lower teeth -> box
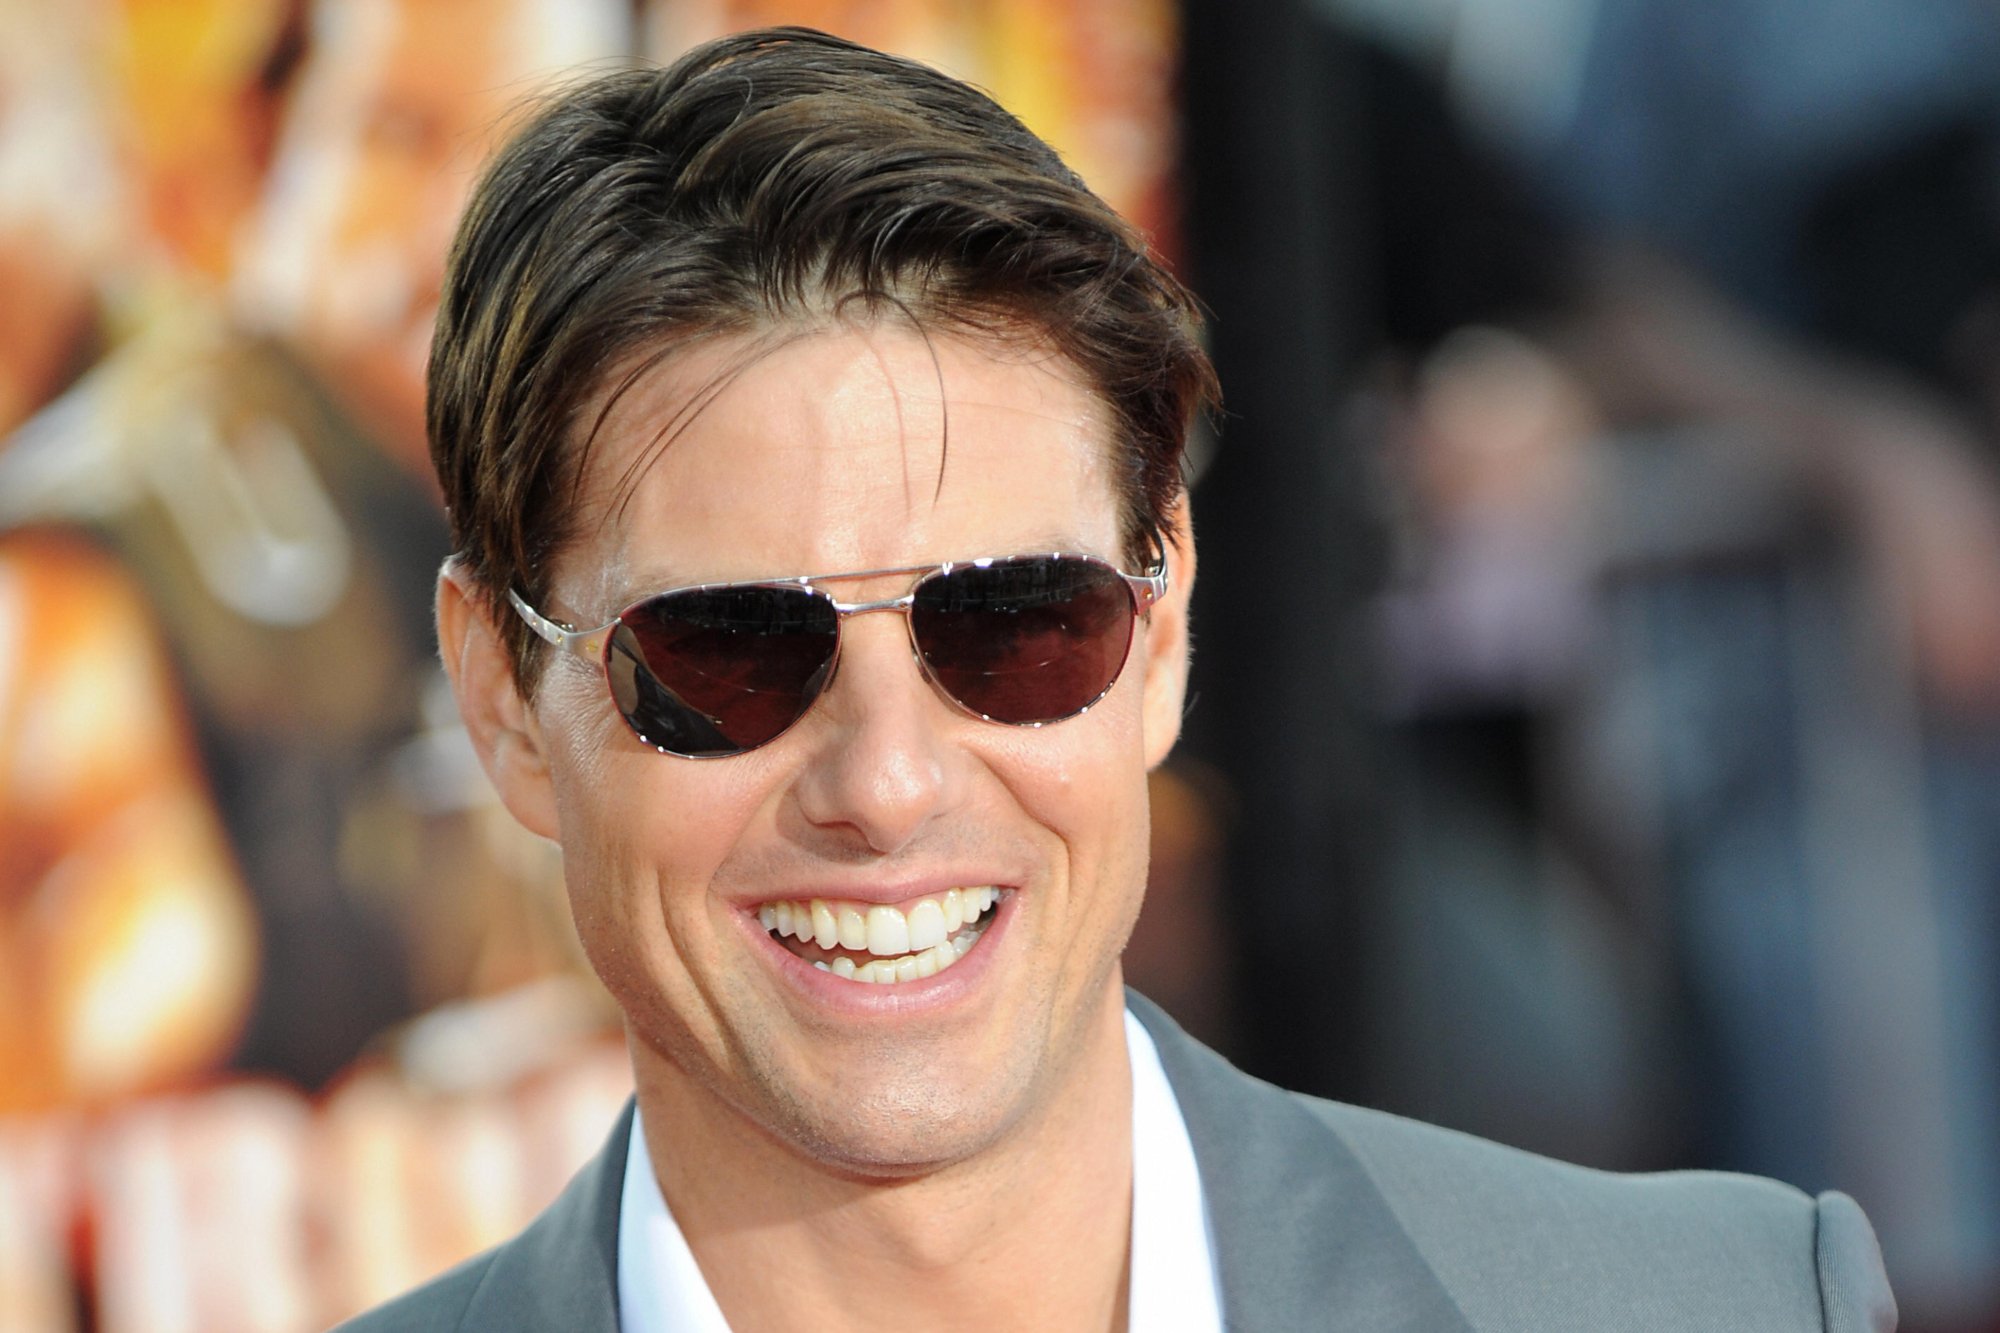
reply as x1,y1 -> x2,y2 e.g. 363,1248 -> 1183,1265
810,924 -> 985,984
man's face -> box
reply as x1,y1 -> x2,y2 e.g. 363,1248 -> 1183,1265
466,322 -> 1191,1173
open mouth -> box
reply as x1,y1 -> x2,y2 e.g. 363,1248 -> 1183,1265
757,887 -> 1004,984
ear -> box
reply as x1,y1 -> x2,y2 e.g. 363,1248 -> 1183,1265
436,559 -> 561,840
1140,494 -> 1195,771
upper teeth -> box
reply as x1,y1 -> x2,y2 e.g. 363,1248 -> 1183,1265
758,887 -> 1000,956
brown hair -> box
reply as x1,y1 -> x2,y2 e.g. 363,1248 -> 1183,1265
428,25 -> 1217,691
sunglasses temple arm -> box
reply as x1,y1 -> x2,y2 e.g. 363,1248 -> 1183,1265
507,588 -> 610,663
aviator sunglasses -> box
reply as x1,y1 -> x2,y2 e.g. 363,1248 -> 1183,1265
509,552 -> 1167,758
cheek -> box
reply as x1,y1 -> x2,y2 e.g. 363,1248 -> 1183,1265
996,692 -> 1155,886
540,711 -> 777,961
547,758 -> 751,1048
548,748 -> 737,912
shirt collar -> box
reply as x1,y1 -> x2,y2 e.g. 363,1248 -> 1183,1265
615,1005 -> 1224,1332
616,1103 -> 732,1333
1124,1005 -> 1228,1332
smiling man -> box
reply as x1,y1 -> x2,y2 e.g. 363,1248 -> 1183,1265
340,27 -> 1897,1333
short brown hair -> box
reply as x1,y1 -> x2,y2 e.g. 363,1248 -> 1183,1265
428,25 -> 1217,691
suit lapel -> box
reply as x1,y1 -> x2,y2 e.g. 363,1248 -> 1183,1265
1131,994 -> 1472,1332
457,1101 -> 632,1332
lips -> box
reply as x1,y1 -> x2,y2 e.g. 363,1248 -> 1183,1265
756,887 -> 1004,984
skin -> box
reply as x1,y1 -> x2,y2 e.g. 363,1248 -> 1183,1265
440,321 -> 1194,1331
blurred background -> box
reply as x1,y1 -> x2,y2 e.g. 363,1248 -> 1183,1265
2,0 -> 1998,1329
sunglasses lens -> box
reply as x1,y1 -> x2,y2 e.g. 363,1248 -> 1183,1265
912,556 -> 1137,724
607,586 -> 838,756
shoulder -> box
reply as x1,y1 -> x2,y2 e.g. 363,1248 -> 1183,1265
1126,991 -> 1896,1331
328,1250 -> 499,1333
1309,1089 -> 1804,1229
1298,1093 -> 1896,1331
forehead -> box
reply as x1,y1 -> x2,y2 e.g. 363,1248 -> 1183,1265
559,324 -> 1126,603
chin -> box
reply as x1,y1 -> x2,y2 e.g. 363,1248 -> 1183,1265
754,1028 -> 1043,1174
768,1079 -> 1024,1179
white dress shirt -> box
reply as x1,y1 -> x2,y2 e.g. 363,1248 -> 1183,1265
617,1007 -> 1225,1331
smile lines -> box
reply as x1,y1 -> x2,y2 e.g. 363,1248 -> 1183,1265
757,887 -> 1003,984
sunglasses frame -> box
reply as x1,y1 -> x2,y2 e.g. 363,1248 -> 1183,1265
507,552 -> 1169,756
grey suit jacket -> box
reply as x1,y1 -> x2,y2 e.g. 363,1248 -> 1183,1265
336,994 -> 1896,1331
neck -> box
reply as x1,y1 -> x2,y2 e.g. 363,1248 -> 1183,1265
631,985 -> 1136,1333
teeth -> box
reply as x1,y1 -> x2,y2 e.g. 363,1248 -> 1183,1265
759,889 -> 999,957
837,906 -> 868,951
842,937 -> 971,985
906,899 -> 946,951
866,905 -> 910,956
757,890 -> 1001,984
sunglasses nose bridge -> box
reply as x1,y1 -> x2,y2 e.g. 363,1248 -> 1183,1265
827,593 -> 925,677
808,594 -> 968,739
827,592 -> 917,616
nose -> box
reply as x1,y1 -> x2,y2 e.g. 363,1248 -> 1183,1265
789,609 -> 964,855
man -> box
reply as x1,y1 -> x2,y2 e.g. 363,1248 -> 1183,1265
344,27 -> 1897,1331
